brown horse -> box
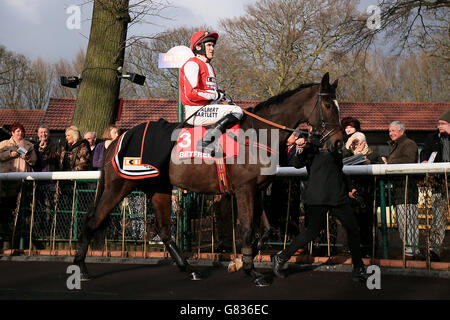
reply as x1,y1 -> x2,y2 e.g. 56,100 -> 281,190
73,72 -> 343,286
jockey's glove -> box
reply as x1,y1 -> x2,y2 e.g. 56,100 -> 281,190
215,89 -> 226,101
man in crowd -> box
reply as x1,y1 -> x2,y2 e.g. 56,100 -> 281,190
34,125 -> 58,172
84,131 -> 96,151
418,109 -> 450,261
382,121 -> 419,258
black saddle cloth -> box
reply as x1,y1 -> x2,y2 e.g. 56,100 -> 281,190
113,118 -> 179,180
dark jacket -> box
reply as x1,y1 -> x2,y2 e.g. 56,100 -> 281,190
92,141 -> 106,170
42,139 -> 92,171
386,134 -> 418,164
419,130 -> 449,163
386,134 -> 418,205
33,139 -> 59,172
290,144 -> 350,206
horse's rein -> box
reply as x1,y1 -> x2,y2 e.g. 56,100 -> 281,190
242,109 -> 297,133
241,88 -> 339,142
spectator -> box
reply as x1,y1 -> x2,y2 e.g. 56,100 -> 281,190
0,122 -> 37,246
417,109 -> 450,261
345,132 -> 383,165
84,131 -> 97,151
382,121 -> 418,164
344,131 -> 383,257
341,117 -> 362,158
0,122 -> 37,173
33,125 -> 59,222
40,125 -> 92,171
285,131 -> 299,164
383,120 -> 419,258
92,125 -> 119,170
420,109 -> 450,163
33,125 -> 59,172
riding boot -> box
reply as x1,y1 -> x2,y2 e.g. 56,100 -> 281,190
165,240 -> 202,280
271,250 -> 290,279
197,113 -> 240,157
352,264 -> 369,282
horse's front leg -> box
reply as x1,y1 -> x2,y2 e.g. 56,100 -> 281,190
150,191 -> 201,281
235,183 -> 270,287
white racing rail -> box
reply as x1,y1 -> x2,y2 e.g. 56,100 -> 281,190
0,171 -> 101,180
0,163 -> 449,180
276,163 -> 450,177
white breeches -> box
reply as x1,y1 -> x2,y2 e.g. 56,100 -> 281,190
184,104 -> 244,126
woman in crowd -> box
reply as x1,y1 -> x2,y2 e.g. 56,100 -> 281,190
40,125 -> 91,171
341,117 -> 362,158
0,122 -> 38,244
0,122 -> 37,173
345,132 -> 383,165
344,131 -> 383,257
92,125 -> 119,170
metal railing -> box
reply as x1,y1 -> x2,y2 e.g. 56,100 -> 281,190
276,163 -> 450,267
0,164 -> 449,268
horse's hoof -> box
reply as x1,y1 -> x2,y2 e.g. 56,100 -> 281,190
189,271 -> 202,281
254,276 -> 271,287
80,273 -> 91,281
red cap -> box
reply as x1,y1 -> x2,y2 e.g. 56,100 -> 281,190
190,30 -> 219,51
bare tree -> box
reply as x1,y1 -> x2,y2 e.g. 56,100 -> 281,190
324,49 -> 448,102
346,0 -> 449,60
24,58 -> 55,109
219,0 -> 361,100
0,46 -> 29,108
71,0 -> 170,136
52,48 -> 86,99
124,26 -> 199,99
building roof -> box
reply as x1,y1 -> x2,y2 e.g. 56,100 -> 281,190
42,98 -> 77,131
1,99 -> 448,136
115,99 -> 178,128
0,109 -> 46,136
341,102 -> 449,131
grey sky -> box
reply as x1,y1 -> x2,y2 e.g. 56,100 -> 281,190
0,0 -> 376,63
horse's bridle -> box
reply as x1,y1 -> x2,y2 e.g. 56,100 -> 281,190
303,86 -> 342,146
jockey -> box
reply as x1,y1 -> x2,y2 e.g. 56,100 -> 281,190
180,30 -> 243,156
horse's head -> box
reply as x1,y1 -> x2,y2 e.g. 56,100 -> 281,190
304,72 -> 343,153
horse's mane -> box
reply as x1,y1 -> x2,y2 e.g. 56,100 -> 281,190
252,82 -> 318,112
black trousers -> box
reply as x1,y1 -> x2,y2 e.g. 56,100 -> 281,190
282,204 -> 364,268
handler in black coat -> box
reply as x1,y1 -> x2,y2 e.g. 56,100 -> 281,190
272,134 -> 368,282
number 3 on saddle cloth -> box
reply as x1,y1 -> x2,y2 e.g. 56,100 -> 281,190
175,124 -> 241,193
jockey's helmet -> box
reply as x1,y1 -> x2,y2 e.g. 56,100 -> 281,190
191,30 -> 218,56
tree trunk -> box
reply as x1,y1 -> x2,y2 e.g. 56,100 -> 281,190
72,0 -> 130,136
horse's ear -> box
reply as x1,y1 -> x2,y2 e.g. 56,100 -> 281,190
332,79 -> 338,88
321,72 -> 330,89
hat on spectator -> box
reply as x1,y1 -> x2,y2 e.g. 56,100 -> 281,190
439,109 -> 450,123
341,117 -> 361,131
